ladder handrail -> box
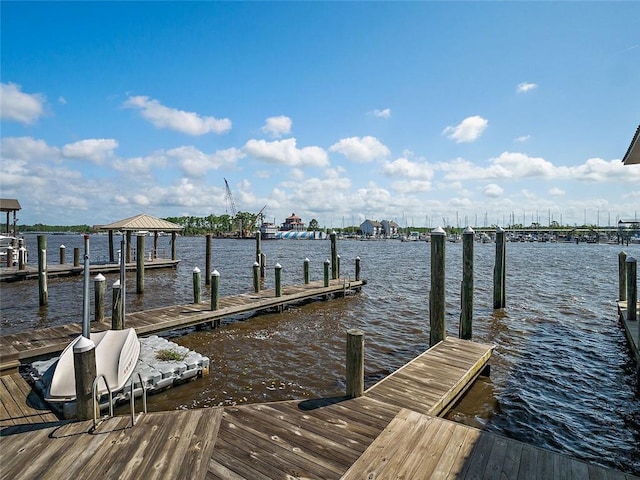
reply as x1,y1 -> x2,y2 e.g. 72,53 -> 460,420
129,371 -> 148,426
92,374 -> 114,429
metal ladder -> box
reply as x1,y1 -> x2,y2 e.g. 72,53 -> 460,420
92,372 -> 148,429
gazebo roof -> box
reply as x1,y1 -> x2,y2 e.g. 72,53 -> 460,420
98,214 -> 183,232
622,124 -> 640,165
0,199 -> 21,213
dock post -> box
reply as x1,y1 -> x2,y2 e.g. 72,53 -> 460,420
255,231 -> 261,262
493,227 -> 506,309
59,244 -> 66,265
111,280 -> 123,330
171,231 -> 177,261
205,234 -> 212,286
430,227 -> 446,346
126,231 -> 132,263
94,274 -> 106,322
136,233 -> 145,294
108,230 -> 115,263
337,255 -> 341,279
275,263 -> 283,297
18,247 -> 26,270
73,336 -> 96,421
355,256 -> 361,282
211,270 -> 220,311
627,256 -> 637,322
619,251 -> 628,301
346,329 -> 364,398
460,226 -> 474,340
193,267 -> 202,303
260,253 -> 266,279
253,261 -> 260,293
6,246 -> 13,267
37,235 -> 48,306
331,232 -> 338,279
324,259 -> 330,287
304,258 -> 310,284
73,247 -> 80,267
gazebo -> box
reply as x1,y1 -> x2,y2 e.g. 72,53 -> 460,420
98,214 -> 183,263
0,198 -> 21,236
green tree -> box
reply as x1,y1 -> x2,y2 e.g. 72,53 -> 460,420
308,218 -> 319,231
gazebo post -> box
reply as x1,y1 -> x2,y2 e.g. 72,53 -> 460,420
154,232 -> 159,259
126,231 -> 132,263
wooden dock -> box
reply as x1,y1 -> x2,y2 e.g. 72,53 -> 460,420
0,258 -> 180,282
0,278 -> 365,374
1,337 -> 636,479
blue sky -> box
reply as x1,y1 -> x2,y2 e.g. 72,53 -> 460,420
1,2 -> 639,228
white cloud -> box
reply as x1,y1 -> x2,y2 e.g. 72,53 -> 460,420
0,82 -> 46,125
1,136 -> 59,162
58,96 -> 67,105
382,157 -> 434,180
62,139 -> 118,164
391,180 -> 432,193
514,135 -> 531,143
372,108 -> 391,119
329,136 -> 390,163
261,115 -> 292,138
483,184 -> 504,198
549,187 -> 565,196
517,82 -> 538,93
123,95 -> 231,135
113,152 -> 167,175
167,146 -> 244,177
244,138 -> 328,167
442,116 -> 488,143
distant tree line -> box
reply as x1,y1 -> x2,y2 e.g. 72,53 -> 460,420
18,223 -> 94,234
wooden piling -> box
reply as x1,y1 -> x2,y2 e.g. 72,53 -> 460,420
619,251 -> 628,301
18,247 -> 26,270
430,227 -> 446,347
136,234 -> 145,294
493,227 -> 506,309
304,258 -> 310,284
627,256 -> 637,322
211,270 -> 220,311
260,252 -> 266,279
337,255 -> 341,279
6,246 -> 13,267
205,234 -> 212,286
193,267 -> 202,304
94,274 -> 106,323
331,232 -> 338,280
171,232 -> 177,261
112,281 -> 123,330
355,256 -> 361,282
126,231 -> 132,263
73,336 -> 96,421
59,245 -> 66,265
460,226 -> 474,340
108,230 -> 115,263
255,232 -> 261,262
73,247 -> 80,267
275,263 -> 282,297
324,259 -> 330,287
253,262 -> 260,293
346,329 -> 364,398
37,235 -> 48,306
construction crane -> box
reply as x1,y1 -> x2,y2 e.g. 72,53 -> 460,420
246,205 -> 268,234
224,178 -> 238,218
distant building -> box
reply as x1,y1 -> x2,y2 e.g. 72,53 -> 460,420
360,219 -> 383,237
381,220 -> 400,238
281,213 -> 305,231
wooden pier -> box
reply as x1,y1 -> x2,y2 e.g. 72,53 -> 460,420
1,337 -> 636,479
617,299 -> 640,364
0,278 -> 365,374
0,258 -> 180,282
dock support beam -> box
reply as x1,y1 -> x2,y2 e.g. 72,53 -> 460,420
619,251 -> 628,301
430,227 -> 446,347
346,329 -> 364,398
493,227 -> 506,309
460,226 -> 474,340
73,336 -> 96,421
37,235 -> 48,306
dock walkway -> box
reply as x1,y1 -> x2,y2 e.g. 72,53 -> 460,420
0,258 -> 180,282
0,278 -> 365,374
617,300 -> 640,363
1,337 -> 635,479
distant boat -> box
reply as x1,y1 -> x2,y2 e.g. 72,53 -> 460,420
46,328 -> 140,402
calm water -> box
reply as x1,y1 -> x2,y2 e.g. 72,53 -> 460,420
1,234 -> 639,475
